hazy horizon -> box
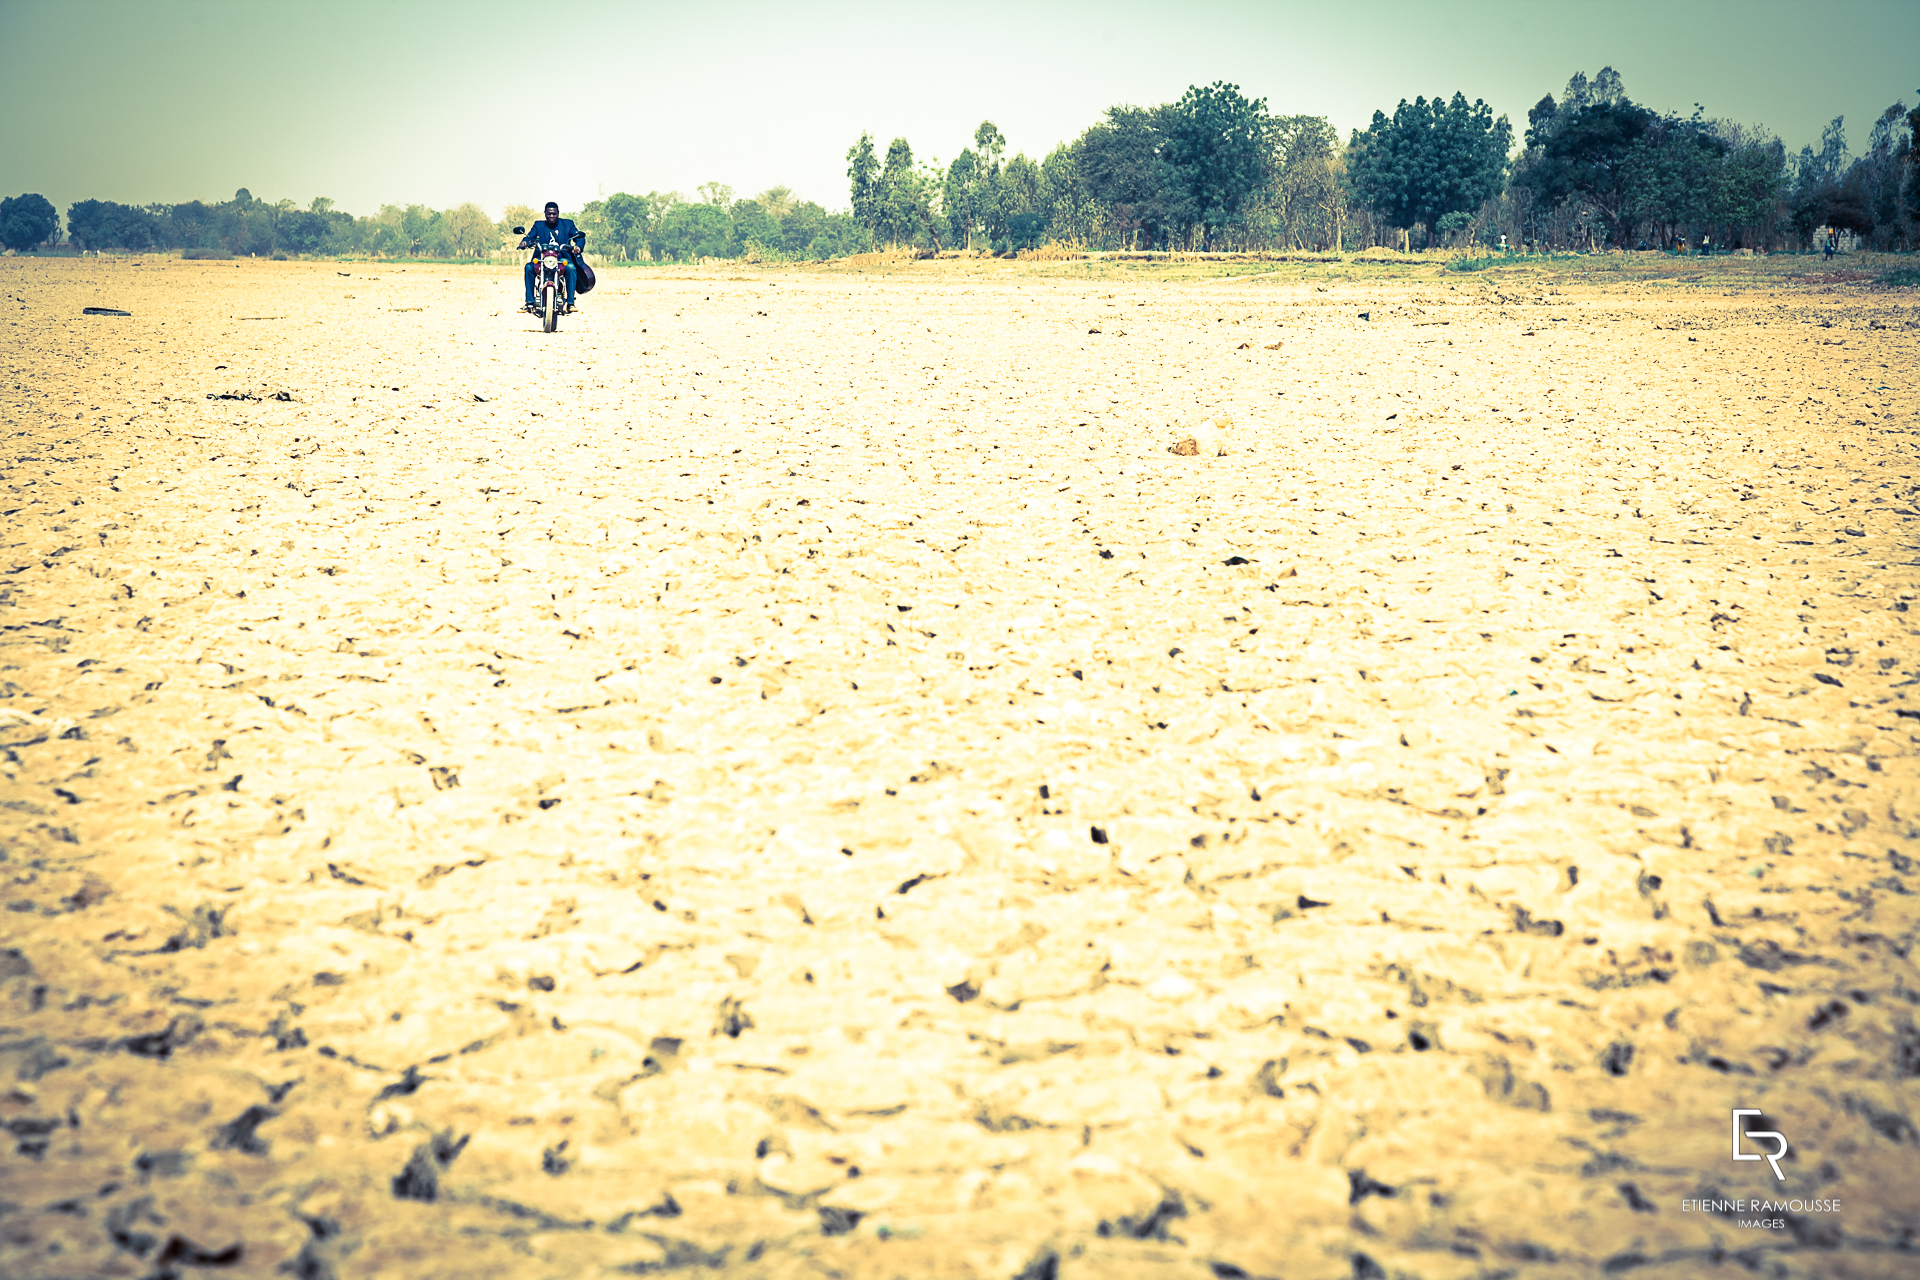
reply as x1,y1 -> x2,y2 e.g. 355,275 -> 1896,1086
3,0 -> 1916,222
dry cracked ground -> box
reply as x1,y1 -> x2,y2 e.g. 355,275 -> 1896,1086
1,255 -> 1918,1280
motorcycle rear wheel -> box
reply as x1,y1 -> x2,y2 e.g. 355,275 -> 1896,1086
543,284 -> 558,333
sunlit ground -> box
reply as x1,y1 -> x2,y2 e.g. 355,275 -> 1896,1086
1,255 -> 1916,1279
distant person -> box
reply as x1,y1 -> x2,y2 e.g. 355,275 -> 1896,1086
519,202 -> 582,313
1824,233 -> 1836,261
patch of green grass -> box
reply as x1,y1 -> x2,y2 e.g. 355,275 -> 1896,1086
1444,256 -> 1506,272
1882,267 -> 1920,288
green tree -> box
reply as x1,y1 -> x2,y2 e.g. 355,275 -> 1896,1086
846,133 -> 880,240
598,192 -> 650,260
1039,141 -> 1098,245
972,121 -> 1007,244
441,202 -> 495,257
499,203 -> 539,239
1622,114 -> 1728,246
877,137 -> 916,245
66,199 -> 159,252
755,186 -> 797,220
730,197 -> 783,257
1265,115 -> 1343,250
944,149 -> 979,248
1513,100 -> 1654,247
1164,81 -> 1270,247
1349,92 -> 1513,247
168,200 -> 216,251
1076,105 -> 1179,248
400,204 -> 434,255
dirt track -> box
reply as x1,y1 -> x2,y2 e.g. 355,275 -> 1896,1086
2,256 -> 1917,1279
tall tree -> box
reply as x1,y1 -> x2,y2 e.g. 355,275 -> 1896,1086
846,133 -> 879,241
600,192 -> 650,260
1513,100 -> 1654,247
1350,93 -> 1512,246
441,203 -> 495,257
1,193 -> 59,251
945,149 -> 979,248
1163,81 -> 1270,248
1076,105 -> 1177,249
972,121 -> 1007,245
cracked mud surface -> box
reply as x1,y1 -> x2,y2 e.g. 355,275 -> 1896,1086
1,257 -> 1917,1279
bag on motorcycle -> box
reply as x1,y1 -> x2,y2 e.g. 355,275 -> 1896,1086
573,257 -> 596,296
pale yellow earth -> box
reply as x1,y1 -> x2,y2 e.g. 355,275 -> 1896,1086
1,255 -> 1917,1280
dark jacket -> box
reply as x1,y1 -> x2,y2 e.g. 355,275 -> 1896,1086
521,217 -> 580,251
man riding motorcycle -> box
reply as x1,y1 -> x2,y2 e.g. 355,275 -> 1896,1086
519,201 -> 582,313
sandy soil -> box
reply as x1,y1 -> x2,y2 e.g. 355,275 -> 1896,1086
1,255 -> 1917,1280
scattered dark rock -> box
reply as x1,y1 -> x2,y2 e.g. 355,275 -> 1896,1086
1097,1189 -> 1186,1241
542,1139 -> 571,1175
152,1233 -> 243,1269
16,1038 -> 70,1080
106,1196 -> 165,1257
1348,1169 -> 1397,1204
946,978 -> 980,1003
135,1150 -> 189,1179
1513,906 -> 1565,937
376,1065 -> 425,1100
714,996 -> 754,1039
1013,1245 -> 1060,1280
1601,1041 -> 1635,1077
1254,1059 -> 1285,1097
391,1130 -> 469,1201
817,1205 -> 864,1236
1351,1252 -> 1386,1279
1618,1182 -> 1657,1213
1843,1093 -> 1918,1144
266,1012 -> 308,1052
209,1105 -> 276,1155
1297,894 -> 1330,910
7,1114 -> 61,1158
122,1016 -> 201,1060
1896,1023 -> 1920,1078
1808,1001 -> 1850,1031
1738,940 -> 1820,972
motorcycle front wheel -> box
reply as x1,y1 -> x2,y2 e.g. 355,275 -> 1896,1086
542,284 -> 558,333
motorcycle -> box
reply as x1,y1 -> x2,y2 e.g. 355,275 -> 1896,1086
512,225 -> 587,333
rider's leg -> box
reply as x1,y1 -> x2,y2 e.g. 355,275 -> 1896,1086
564,260 -> 577,307
524,260 -> 537,309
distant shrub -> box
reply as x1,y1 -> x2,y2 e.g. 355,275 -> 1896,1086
182,247 -> 233,260
1444,255 -> 1504,272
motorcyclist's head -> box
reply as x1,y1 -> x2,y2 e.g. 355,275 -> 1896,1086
544,202 -> 560,226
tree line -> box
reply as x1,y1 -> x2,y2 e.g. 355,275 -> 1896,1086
5,69 -> 1914,259
842,69 -> 1917,254
0,185 -> 869,263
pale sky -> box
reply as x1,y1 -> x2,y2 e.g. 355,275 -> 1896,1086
2,0 -> 1915,221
